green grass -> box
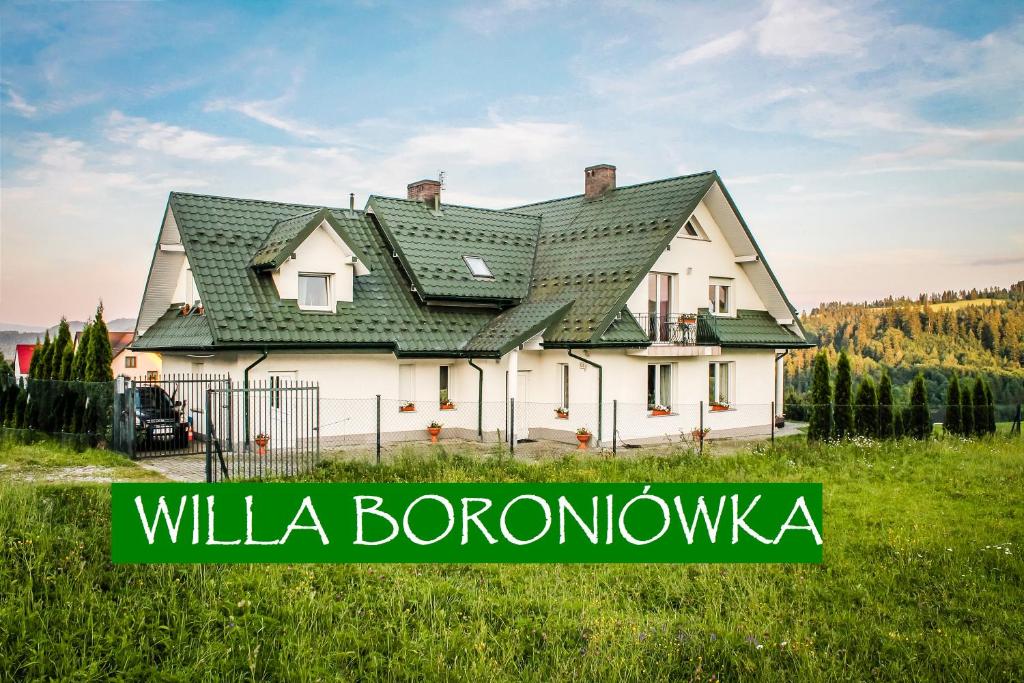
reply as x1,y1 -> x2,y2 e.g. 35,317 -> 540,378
1,437 -> 1023,681
0,438 -> 162,482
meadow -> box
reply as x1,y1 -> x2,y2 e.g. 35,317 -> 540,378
1,436 -> 1022,681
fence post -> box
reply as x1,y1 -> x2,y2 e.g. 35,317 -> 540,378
1014,403 -> 1022,437
771,400 -> 775,445
205,389 -> 212,483
612,400 -> 617,457
509,397 -> 516,456
699,400 -> 704,456
375,394 -> 381,465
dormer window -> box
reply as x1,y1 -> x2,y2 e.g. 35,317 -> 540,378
298,273 -> 331,311
463,255 -> 493,279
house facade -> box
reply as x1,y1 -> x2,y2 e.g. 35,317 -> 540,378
74,330 -> 162,381
133,165 -> 810,446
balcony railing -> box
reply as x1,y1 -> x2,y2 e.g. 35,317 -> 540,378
631,312 -> 717,345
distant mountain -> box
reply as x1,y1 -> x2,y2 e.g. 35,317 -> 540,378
0,318 -> 137,360
786,280 -> 1024,414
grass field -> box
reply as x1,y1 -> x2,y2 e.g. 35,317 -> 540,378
1,436 -> 1022,681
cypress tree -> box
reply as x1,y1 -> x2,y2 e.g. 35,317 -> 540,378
893,409 -> 905,438
983,380 -> 997,435
59,344 -> 74,381
36,332 -> 52,379
808,351 -> 832,441
909,373 -> 931,439
833,351 -> 854,439
28,339 -> 41,379
877,370 -> 895,439
13,379 -> 28,429
71,322 -> 92,381
51,319 -> 72,377
944,375 -> 962,436
85,304 -> 114,382
854,377 -> 878,437
971,378 -> 987,437
961,388 -> 974,437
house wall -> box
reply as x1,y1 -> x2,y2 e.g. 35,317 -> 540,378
625,200 -> 766,316
162,345 -> 776,447
113,349 -> 162,380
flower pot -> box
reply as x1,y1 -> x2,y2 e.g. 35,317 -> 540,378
555,410 -> 569,419
775,417 -> 785,428
440,404 -> 455,410
710,404 -> 729,412
576,433 -> 591,450
400,405 -> 415,413
651,409 -> 671,417
255,437 -> 269,455
427,426 -> 441,443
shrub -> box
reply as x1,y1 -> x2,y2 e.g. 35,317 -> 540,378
909,373 -> 931,440
971,378 -> 987,437
961,388 -> 974,436
877,370 -> 895,439
833,351 -> 854,439
944,375 -> 962,436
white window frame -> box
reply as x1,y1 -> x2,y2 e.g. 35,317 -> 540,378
463,255 -> 493,279
399,364 -> 415,403
269,370 -> 297,409
708,279 -> 733,316
708,361 -> 734,407
298,273 -> 333,311
647,272 -> 674,342
647,363 -> 673,410
439,365 -> 451,405
678,216 -> 708,240
558,363 -> 569,409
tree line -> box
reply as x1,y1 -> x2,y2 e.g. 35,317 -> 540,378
0,304 -> 115,440
806,350 -> 999,442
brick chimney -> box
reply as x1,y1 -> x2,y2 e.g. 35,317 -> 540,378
407,179 -> 441,205
584,164 -> 616,199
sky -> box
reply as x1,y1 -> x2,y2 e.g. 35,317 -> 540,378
1,0 -> 1022,327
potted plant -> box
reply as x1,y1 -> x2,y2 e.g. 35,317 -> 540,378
775,414 -> 785,428
575,427 -> 592,450
555,406 -> 569,419
690,426 -> 711,443
254,432 -> 270,455
680,313 -> 697,325
427,421 -> 442,443
650,404 -> 671,417
710,401 -> 730,412
399,401 -> 416,412
439,390 -> 455,410
180,303 -> 191,316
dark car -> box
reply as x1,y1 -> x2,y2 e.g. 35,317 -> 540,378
132,385 -> 189,449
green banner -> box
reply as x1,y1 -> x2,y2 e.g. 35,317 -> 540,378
111,483 -> 822,564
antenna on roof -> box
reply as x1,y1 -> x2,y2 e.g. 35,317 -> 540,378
437,170 -> 446,189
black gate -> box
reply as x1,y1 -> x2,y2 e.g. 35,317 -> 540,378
115,374 -> 231,459
205,380 -> 319,482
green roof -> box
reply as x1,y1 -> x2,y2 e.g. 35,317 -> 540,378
251,208 -> 369,270
700,309 -> 811,348
368,196 -> 538,302
136,172 -> 807,356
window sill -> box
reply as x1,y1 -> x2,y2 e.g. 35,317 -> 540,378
648,412 -> 677,418
708,407 -> 735,413
298,306 -> 335,313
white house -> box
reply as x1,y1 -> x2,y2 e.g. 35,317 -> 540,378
133,165 -> 810,447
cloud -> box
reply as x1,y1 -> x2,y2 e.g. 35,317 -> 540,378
1,82 -> 38,116
666,30 -> 747,68
971,255 -> 1024,267
755,0 -> 865,59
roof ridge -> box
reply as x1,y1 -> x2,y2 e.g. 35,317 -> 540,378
170,191 -> 364,215
368,194 -> 542,219
506,170 -> 718,211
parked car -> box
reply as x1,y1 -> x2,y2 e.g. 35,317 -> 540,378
132,385 -> 188,449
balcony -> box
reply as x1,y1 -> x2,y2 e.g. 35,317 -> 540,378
631,311 -> 718,345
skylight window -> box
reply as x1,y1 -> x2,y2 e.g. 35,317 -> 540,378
463,255 -> 493,279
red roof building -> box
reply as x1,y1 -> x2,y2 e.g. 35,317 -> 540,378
14,343 -> 35,378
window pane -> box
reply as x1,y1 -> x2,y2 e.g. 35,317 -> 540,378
439,366 -> 449,403
299,275 -> 329,307
659,364 -> 671,407
718,286 -> 729,314
720,363 -> 730,402
399,365 -> 414,402
709,285 -> 716,312
464,256 -> 493,278
708,363 -> 716,404
561,365 -> 569,408
647,365 -> 656,409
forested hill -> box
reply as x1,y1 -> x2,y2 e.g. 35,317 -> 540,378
786,281 -> 1024,411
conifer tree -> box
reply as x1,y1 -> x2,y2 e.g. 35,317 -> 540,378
893,409 -> 905,438
877,370 -> 895,439
909,373 -> 931,439
983,380 -> 997,435
36,332 -> 52,379
71,322 -> 92,381
961,388 -> 974,436
971,378 -> 987,437
51,319 -> 72,377
944,375 -> 962,436
84,303 -> 114,382
854,377 -> 878,437
808,351 -> 832,441
833,351 -> 854,439
59,344 -> 74,381
13,379 -> 28,429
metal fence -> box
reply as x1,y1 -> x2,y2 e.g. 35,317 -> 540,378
205,380 -> 320,482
